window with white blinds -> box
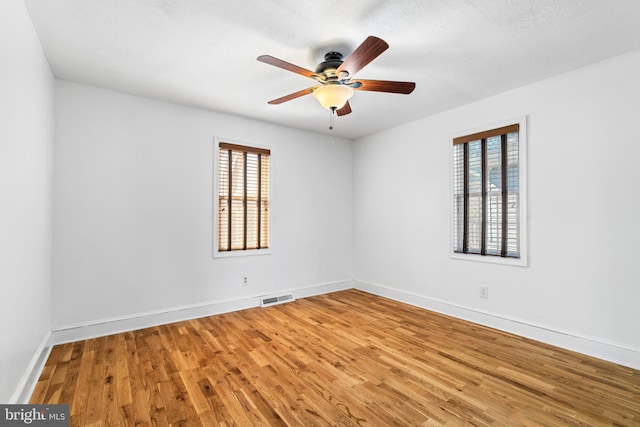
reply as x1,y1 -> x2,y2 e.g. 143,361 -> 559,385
217,142 -> 270,253
452,121 -> 526,265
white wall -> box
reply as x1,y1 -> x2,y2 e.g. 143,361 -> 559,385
0,0 -> 54,403
53,81 -> 353,328
353,50 -> 640,365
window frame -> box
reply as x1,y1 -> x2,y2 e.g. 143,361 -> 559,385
213,137 -> 272,258
449,116 -> 528,267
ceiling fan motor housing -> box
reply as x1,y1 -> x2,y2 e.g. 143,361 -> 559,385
315,52 -> 344,75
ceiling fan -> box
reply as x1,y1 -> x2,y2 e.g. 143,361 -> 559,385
257,36 -> 416,117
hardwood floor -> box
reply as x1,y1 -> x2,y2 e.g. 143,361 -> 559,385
31,289 -> 640,426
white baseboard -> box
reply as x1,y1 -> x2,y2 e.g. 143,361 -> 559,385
11,331 -> 52,404
354,280 -> 640,371
49,280 -> 353,346
293,279 -> 353,299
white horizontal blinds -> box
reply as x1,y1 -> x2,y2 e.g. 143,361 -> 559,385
485,136 -> 503,255
218,149 -> 230,251
453,124 -> 519,258
505,132 -> 519,257
259,154 -> 270,249
243,151 -> 270,250
467,140 -> 483,254
218,143 -> 270,252
453,146 -> 466,252
230,149 -> 245,250
246,152 -> 258,249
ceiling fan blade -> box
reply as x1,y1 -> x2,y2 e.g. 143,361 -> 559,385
336,36 -> 389,77
267,87 -> 317,105
336,101 -> 352,116
257,55 -> 318,79
352,79 -> 416,94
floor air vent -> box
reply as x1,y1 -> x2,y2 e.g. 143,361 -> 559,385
260,293 -> 295,307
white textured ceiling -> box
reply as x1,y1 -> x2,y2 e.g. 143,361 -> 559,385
23,0 -> 640,139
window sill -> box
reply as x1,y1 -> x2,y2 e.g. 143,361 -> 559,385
213,248 -> 272,259
450,252 -> 528,267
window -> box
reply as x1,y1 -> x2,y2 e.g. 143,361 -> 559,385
217,142 -> 270,253
452,118 -> 527,266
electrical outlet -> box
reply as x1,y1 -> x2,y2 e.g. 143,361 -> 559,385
242,277 -> 248,286
480,286 -> 489,299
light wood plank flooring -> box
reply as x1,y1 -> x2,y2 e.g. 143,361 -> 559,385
31,289 -> 640,426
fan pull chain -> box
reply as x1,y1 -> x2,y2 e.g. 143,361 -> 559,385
330,109 -> 337,143
329,108 -> 335,130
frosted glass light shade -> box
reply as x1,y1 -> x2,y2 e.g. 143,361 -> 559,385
312,84 -> 354,110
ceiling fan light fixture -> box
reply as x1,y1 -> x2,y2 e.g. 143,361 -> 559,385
312,83 -> 353,110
